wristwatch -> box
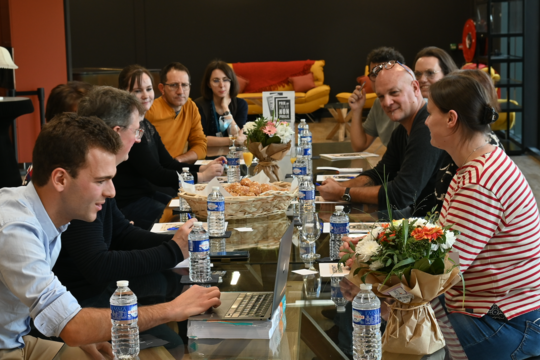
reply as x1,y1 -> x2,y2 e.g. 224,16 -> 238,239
222,111 -> 231,116
342,188 -> 351,202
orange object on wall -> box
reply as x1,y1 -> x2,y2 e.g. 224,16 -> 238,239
9,0 -> 67,163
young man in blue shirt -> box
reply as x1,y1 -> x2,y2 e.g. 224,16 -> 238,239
0,114 -> 221,359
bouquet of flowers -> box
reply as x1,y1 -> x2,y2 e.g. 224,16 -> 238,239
341,215 -> 462,358
243,117 -> 293,182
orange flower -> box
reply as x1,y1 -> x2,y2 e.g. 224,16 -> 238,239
378,230 -> 395,243
411,226 -> 443,242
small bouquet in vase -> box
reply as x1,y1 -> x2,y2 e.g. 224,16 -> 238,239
243,117 -> 294,182
340,212 -> 462,358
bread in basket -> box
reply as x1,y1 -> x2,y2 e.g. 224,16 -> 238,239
179,181 -> 297,220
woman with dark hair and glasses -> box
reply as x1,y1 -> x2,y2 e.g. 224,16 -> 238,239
413,46 -> 459,98
114,64 -> 224,229
425,74 -> 540,360
194,60 -> 248,147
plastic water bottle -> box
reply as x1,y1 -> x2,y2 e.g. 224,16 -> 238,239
331,277 -> 348,313
189,222 -> 211,283
110,281 -> 139,359
300,124 -> 312,148
292,155 -> 308,179
298,176 -> 315,216
180,167 -> 194,211
226,146 -> 240,183
297,118 -> 307,145
207,186 -> 225,236
300,139 -> 312,175
352,283 -> 381,360
330,205 -> 349,260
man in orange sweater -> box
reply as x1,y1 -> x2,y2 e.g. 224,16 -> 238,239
146,62 -> 207,163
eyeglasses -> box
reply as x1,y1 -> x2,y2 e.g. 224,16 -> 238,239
121,126 -> 144,140
211,78 -> 231,85
164,82 -> 190,91
369,60 -> 416,82
414,69 -> 441,80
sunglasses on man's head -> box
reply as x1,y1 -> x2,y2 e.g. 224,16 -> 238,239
369,60 -> 416,82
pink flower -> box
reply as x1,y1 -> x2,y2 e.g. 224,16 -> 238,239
263,123 -> 277,135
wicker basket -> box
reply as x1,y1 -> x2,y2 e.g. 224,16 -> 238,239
178,182 -> 297,220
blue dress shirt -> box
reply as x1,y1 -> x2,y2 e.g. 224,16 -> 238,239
0,183 -> 81,350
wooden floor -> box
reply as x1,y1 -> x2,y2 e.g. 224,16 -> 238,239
308,117 -> 540,205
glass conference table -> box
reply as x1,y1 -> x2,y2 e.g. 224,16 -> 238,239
54,142 -> 392,359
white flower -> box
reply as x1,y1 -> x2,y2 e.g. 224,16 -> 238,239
364,226 -> 384,241
355,239 -> 381,262
431,243 -> 439,252
275,122 -> 294,144
369,260 -> 385,271
410,217 -> 427,227
243,122 -> 256,133
441,230 -> 456,250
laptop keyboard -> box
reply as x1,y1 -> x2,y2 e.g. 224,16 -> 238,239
225,293 -> 273,318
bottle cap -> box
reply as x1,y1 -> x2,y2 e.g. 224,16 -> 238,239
212,186 -> 220,191
182,167 -> 189,171
337,305 -> 346,313
117,280 -> 129,287
360,283 -> 372,290
195,222 -> 203,227
335,206 -> 344,211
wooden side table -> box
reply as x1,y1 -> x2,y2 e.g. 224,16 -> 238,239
324,102 -> 352,141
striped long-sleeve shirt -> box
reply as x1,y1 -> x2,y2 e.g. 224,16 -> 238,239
440,147 -> 540,320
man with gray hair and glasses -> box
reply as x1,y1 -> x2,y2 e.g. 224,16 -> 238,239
349,46 -> 405,152
50,87 -> 203,346
319,61 -> 445,217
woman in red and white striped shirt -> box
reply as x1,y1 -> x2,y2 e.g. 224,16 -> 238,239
426,74 -> 540,359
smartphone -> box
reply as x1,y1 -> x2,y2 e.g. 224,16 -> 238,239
210,251 -> 249,262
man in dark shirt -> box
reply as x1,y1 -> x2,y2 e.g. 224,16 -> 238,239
318,62 -> 444,216
53,86 -> 197,300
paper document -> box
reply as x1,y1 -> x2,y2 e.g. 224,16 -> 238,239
320,152 -> 379,161
234,227 -> 253,232
316,174 -> 359,182
317,167 -> 364,173
292,269 -> 318,275
151,222 -> 228,234
168,199 -> 180,208
291,196 -> 348,205
322,222 -> 374,234
175,258 -> 189,268
319,263 -> 350,277
175,258 -> 213,269
196,159 -> 245,165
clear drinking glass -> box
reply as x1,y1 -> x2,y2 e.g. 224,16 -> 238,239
301,212 -> 322,261
242,146 -> 253,176
229,124 -> 239,145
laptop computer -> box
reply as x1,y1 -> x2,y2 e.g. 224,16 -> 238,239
190,223 -> 293,321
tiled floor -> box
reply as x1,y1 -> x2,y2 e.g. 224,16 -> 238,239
307,116 -> 540,204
